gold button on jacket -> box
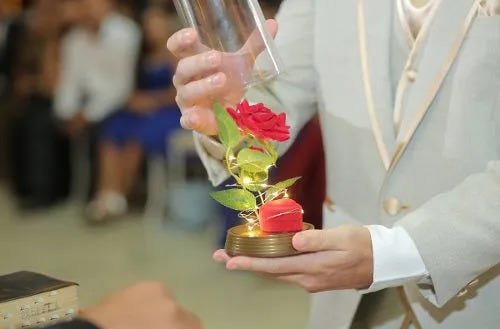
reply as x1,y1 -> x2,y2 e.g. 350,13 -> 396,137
384,197 -> 402,216
406,69 -> 418,82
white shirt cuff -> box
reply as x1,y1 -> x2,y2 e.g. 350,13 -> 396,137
361,225 -> 430,294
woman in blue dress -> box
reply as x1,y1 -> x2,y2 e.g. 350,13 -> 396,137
88,6 -> 180,221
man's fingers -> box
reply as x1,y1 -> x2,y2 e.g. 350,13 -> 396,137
291,229 -> 339,252
275,274 -> 318,290
180,106 -> 218,135
176,72 -> 227,107
169,20 -> 277,59
276,274 -> 329,293
212,249 -> 231,263
225,253 -> 323,275
292,226 -> 369,253
167,28 -> 209,58
240,19 -> 278,56
267,19 -> 279,38
174,51 -> 222,87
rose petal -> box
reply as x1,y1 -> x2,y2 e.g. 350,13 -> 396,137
253,112 -> 275,122
238,100 -> 252,114
260,117 -> 278,129
279,115 -> 288,128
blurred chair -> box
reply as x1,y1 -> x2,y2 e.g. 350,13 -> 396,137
69,125 -> 102,204
144,130 -> 196,219
144,130 -> 215,231
69,136 -> 91,203
166,130 -> 198,183
144,155 -> 168,219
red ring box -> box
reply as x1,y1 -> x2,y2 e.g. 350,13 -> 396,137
259,198 -> 303,233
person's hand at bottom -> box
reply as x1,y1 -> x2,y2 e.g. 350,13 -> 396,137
213,225 -> 374,292
79,282 -> 202,329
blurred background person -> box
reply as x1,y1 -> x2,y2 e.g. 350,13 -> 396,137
54,0 -> 141,201
0,0 -> 21,97
1,0 -> 78,209
0,0 -> 22,180
87,5 -> 180,222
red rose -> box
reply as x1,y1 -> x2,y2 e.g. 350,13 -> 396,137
227,100 -> 290,142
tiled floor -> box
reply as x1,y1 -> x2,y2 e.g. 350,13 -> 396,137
0,187 -> 309,329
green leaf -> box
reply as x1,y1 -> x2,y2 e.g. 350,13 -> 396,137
266,142 -> 279,162
210,189 -> 257,211
265,176 -> 301,199
213,102 -> 241,149
240,170 -> 269,192
236,148 -> 276,173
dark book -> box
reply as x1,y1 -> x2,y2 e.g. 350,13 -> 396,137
0,272 -> 76,303
0,271 -> 79,328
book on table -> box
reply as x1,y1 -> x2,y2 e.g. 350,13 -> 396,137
0,271 -> 79,328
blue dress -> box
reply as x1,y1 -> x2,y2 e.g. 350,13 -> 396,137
100,62 -> 181,156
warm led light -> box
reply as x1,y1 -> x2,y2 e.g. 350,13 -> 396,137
246,230 -> 257,237
242,176 -> 252,185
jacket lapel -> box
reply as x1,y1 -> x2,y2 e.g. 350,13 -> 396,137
356,0 -> 395,170
389,0 -> 479,171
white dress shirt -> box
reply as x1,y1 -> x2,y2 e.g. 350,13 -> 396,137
55,13 -> 141,122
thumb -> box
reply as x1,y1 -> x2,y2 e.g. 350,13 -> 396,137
181,106 -> 219,135
292,229 -> 340,252
240,19 -> 278,57
266,19 -> 279,39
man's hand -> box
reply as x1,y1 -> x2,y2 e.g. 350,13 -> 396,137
213,226 -> 374,292
79,282 -> 202,329
166,21 -> 278,136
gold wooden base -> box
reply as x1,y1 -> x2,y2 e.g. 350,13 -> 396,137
225,223 -> 314,258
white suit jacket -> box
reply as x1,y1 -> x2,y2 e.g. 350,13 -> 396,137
196,0 -> 500,328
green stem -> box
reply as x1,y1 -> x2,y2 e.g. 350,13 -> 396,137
257,190 -> 265,205
225,149 -> 241,185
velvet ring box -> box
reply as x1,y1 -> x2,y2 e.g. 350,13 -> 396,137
259,198 -> 303,233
